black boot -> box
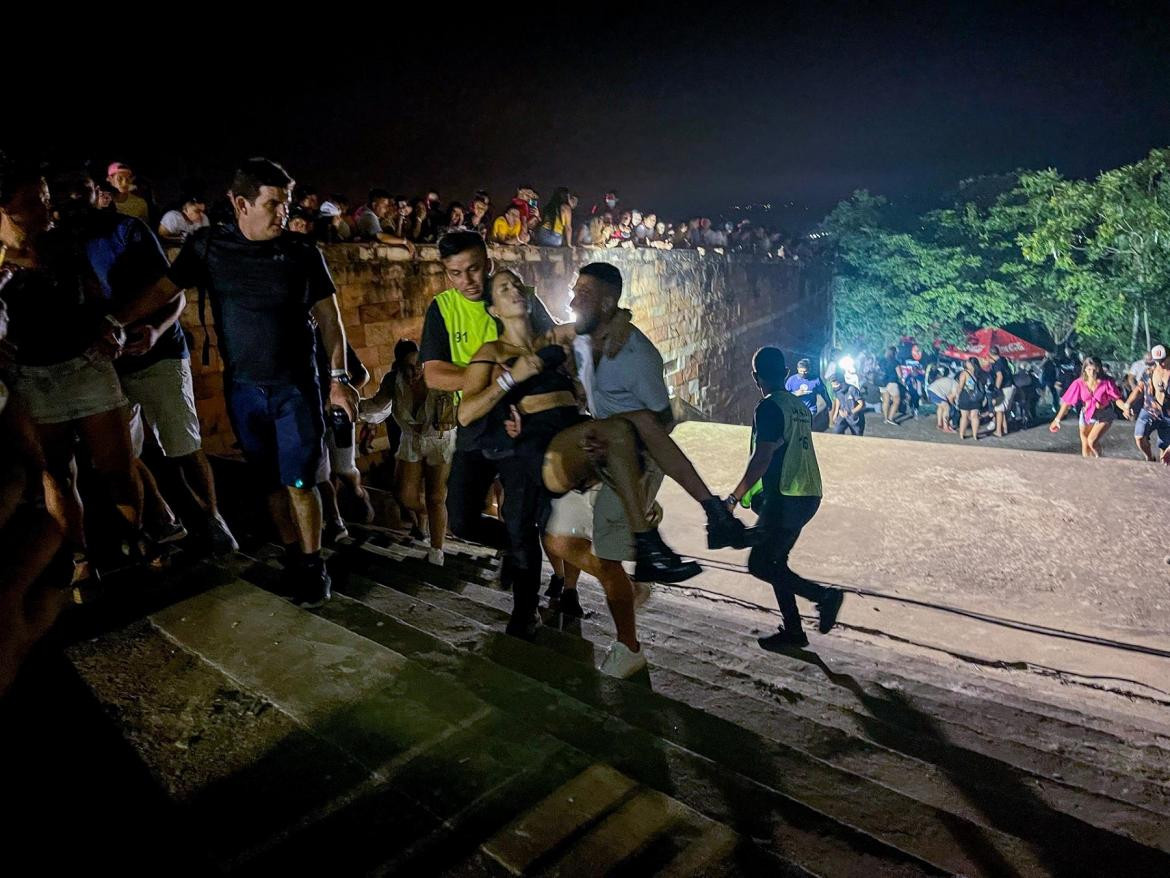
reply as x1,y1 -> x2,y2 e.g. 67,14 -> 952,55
701,497 -> 749,549
558,588 -> 584,618
295,553 -> 332,609
632,528 -> 701,584
545,573 -> 565,600
817,588 -> 845,634
758,628 -> 810,651
506,567 -> 541,640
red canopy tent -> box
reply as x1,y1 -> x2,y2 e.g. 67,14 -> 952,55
940,328 -> 1047,363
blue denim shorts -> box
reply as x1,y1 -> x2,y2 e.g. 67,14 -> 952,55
227,380 -> 326,490
1134,408 -> 1170,447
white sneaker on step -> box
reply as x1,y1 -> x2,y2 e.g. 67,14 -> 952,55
599,642 -> 647,679
427,548 -> 445,566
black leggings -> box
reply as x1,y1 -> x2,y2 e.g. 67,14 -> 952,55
747,495 -> 827,633
446,448 -> 508,549
496,453 -> 548,612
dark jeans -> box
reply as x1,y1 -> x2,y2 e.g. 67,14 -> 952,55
496,454 -> 546,613
833,415 -> 865,436
446,448 -> 507,549
747,495 -> 826,633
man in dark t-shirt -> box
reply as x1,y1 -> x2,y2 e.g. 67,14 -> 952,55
165,158 -> 357,607
420,231 -> 556,552
70,193 -> 237,554
726,347 -> 844,649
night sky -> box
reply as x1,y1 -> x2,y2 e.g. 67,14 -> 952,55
11,2 -> 1170,227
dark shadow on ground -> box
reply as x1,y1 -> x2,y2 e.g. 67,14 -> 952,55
791,647 -> 1170,877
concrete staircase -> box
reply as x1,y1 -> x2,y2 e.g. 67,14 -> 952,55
65,528 -> 1170,876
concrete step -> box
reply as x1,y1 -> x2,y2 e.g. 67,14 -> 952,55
350,539 -> 1170,819
74,575 -> 782,877
316,548 -> 1170,876
239,559 -> 933,877
418,565 -> 1170,853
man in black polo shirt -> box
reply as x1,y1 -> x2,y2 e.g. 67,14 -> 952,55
155,158 -> 356,607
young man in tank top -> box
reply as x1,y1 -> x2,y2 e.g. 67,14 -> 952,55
726,347 -> 845,649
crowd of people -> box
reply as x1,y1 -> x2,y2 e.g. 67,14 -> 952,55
815,340 -> 1170,461
70,162 -> 809,260
0,155 -> 847,694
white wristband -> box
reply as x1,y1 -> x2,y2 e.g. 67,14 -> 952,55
496,371 -> 516,392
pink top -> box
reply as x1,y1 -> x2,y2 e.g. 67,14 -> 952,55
1060,376 -> 1121,420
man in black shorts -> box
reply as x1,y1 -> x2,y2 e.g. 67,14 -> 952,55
124,158 -> 357,607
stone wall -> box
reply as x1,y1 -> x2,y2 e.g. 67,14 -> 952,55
180,244 -> 830,456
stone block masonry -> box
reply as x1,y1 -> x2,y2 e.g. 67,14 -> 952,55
177,244 -> 830,457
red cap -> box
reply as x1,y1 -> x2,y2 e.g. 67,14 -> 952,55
107,162 -> 132,177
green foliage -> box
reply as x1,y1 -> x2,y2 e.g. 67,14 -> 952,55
823,148 -> 1170,357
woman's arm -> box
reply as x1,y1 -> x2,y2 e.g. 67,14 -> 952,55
561,205 -> 573,248
456,344 -> 544,427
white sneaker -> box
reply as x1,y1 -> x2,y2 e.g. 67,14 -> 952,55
599,642 -> 648,679
427,548 -> 445,566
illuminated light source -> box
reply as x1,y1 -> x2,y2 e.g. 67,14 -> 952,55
839,355 -> 855,373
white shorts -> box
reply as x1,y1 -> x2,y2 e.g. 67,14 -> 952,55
396,429 -> 455,466
7,353 -> 127,425
544,485 -> 599,541
993,385 -> 1016,414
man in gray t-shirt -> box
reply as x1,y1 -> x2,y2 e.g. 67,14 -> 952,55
570,263 -> 747,562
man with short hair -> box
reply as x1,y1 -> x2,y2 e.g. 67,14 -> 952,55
828,373 -> 866,435
1120,344 -> 1170,463
158,195 -> 208,242
353,188 -> 414,254
421,231 -> 555,550
785,358 -> 832,428
727,347 -> 844,649
128,157 -> 358,607
106,162 -> 150,222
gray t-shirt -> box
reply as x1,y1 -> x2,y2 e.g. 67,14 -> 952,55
574,326 -> 670,419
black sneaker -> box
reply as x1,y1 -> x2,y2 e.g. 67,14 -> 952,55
702,498 -> 748,550
545,574 -> 565,600
295,555 -> 332,609
408,525 -> 426,542
632,528 -> 701,584
505,605 -> 541,640
148,519 -> 188,546
558,588 -> 584,618
757,628 -> 809,651
816,588 -> 845,634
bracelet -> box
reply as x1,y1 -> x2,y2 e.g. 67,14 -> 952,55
496,371 -> 516,392
104,313 -> 124,330
724,493 -> 740,507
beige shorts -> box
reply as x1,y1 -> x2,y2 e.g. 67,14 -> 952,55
592,461 -> 664,562
7,353 -> 127,425
992,385 -> 1016,414
122,357 -> 202,458
397,429 -> 455,466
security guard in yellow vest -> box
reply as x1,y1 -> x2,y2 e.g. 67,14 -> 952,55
420,231 -> 555,547
726,346 -> 845,649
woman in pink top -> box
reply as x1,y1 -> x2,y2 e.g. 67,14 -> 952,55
1049,356 -> 1121,457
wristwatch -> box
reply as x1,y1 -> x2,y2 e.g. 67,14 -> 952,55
330,368 -> 351,385
724,493 -> 740,508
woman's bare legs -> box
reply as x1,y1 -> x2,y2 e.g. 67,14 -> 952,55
543,419 -> 651,533
422,460 -> 449,549
75,407 -> 142,533
394,458 -> 424,533
1086,421 -> 1111,457
543,533 -> 638,651
1077,423 -> 1092,457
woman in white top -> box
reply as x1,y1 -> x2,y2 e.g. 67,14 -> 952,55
360,339 -> 456,565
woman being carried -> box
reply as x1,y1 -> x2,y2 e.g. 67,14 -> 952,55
459,269 -> 745,638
